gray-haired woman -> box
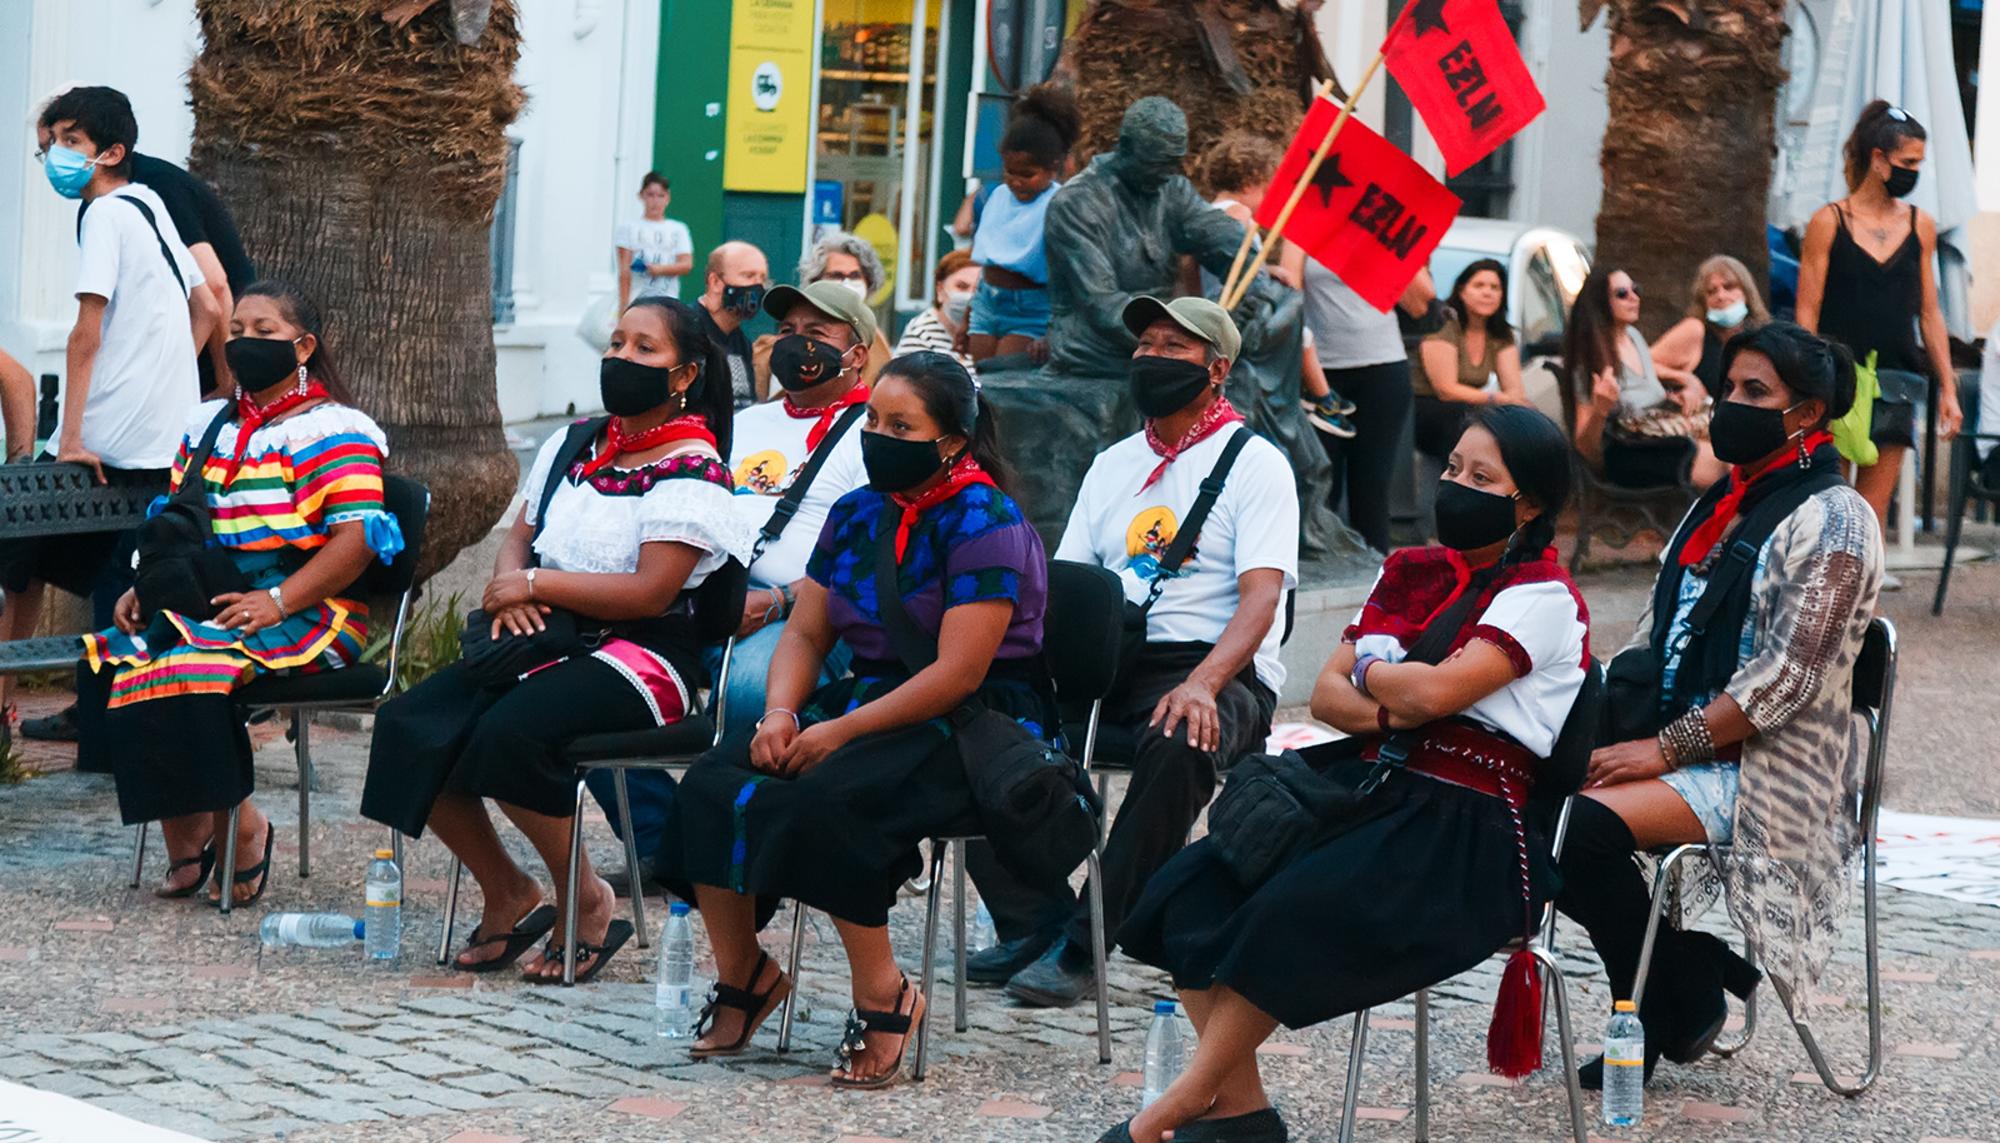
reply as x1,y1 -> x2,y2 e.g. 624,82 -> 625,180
752,231 -> 893,398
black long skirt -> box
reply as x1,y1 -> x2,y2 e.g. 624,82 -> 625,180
1119,762 -> 1556,1030
660,663 -> 1064,929
80,663 -> 252,825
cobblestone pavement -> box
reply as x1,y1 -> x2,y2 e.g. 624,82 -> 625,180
3,558 -> 2000,1141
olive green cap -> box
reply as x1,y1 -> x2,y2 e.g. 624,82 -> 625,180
1121,295 -> 1241,363
761,280 -> 878,347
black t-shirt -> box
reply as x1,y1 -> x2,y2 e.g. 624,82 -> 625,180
698,301 -> 756,410
78,153 -> 255,294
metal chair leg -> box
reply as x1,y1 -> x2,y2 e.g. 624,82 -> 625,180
561,781 -> 586,985
1791,828 -> 1884,1096
1413,989 -> 1431,1142
911,840 -> 947,1081
1531,947 -> 1588,1143
437,856 -> 462,966
611,768 -> 650,948
1087,848 -> 1112,1065
292,710 -> 312,878
1630,844 -> 1701,1010
1710,931 -> 1758,1057
217,802 -> 242,915
1337,1009 -> 1370,1143
129,822 -> 148,889
389,828 -> 403,869
952,840 -> 968,1034
776,900 -> 808,1053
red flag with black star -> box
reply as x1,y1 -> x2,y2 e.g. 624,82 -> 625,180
1254,96 -> 1461,312
1383,0 -> 1546,177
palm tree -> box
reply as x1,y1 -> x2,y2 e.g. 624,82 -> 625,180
1588,0 -> 1790,339
188,0 -> 526,577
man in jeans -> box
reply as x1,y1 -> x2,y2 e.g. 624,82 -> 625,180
975,296 -> 1298,1007
0,86 -> 217,744
591,281 -> 872,893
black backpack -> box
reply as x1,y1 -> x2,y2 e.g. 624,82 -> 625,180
133,406 -> 250,622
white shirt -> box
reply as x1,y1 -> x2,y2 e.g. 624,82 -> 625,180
518,427 -> 755,582
1979,316 -> 2000,461
1349,577 -> 1587,758
616,217 -> 694,300
60,184 -> 205,469
1056,426 -> 1300,692
725,400 -> 870,589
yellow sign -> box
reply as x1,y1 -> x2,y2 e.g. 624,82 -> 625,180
725,0 -> 814,193
852,212 -> 900,307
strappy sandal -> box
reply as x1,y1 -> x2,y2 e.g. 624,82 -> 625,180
830,975 -> 925,1090
526,918 -> 634,985
212,824 -> 274,908
454,904 -> 556,973
689,951 -> 792,1059
154,842 -> 216,899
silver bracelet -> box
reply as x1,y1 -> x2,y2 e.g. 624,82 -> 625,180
266,585 -> 288,619
758,708 -> 801,730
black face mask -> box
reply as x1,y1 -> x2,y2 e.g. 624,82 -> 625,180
1435,480 -> 1521,552
1128,355 -> 1215,419
226,336 -> 301,392
770,334 -> 848,393
860,430 -> 947,493
1708,400 -> 1804,466
599,356 -> 681,417
1883,165 -> 1919,199
721,282 -> 765,318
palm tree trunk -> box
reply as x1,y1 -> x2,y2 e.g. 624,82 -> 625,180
189,0 -> 526,579
1593,0 -> 1789,340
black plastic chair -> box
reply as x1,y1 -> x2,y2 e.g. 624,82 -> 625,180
1932,435 -> 2000,616
129,476 -> 430,914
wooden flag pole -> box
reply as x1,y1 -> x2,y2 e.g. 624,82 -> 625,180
1217,80 -> 1338,304
1222,53 -> 1387,312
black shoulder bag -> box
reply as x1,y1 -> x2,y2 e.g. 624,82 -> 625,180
873,528 -> 1101,889
114,195 -> 189,297
753,403 -> 866,562
457,418 -> 607,688
1118,427 -> 1254,686
1206,564 -> 1503,887
133,405 -> 251,622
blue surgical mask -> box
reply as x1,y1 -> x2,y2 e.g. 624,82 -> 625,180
43,144 -> 104,200
1706,300 -> 1749,329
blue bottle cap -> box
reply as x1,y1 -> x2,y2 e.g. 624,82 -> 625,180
1153,1000 -> 1176,1015
670,901 -> 691,916
354,920 -> 366,940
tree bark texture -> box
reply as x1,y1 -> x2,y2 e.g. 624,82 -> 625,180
189,0 -> 526,579
1593,0 -> 1788,340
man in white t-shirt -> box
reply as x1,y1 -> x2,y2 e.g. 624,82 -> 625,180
0,86 -> 214,737
615,172 -> 694,308
986,296 -> 1300,1007
589,280 -> 877,891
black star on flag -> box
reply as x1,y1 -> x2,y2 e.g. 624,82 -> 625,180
1409,0 -> 1450,37
1310,153 -> 1354,207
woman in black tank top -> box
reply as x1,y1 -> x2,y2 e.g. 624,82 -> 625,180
1651,254 -> 1767,403
1795,100 -> 1964,533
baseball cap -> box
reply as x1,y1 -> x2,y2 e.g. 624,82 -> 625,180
762,280 -> 878,347
1121,295 -> 1241,363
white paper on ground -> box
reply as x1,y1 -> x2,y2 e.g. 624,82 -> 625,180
0,1081 -> 211,1142
1873,809 -> 2000,909
1265,721 -> 1340,753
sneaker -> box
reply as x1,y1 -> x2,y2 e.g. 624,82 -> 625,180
966,929 -> 1059,986
1002,937 -> 1097,1009
1302,395 -> 1358,439
1880,572 -> 1903,592
1324,389 -> 1358,416
20,703 -> 78,742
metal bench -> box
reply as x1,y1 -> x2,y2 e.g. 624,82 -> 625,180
0,462 -> 165,673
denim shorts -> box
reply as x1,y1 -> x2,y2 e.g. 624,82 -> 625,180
1660,761 -> 1739,845
968,278 -> 1051,339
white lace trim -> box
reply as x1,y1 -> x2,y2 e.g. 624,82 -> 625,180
532,474 -> 756,576
182,399 -> 391,458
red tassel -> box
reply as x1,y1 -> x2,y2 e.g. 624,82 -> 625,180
1486,947 -> 1544,1077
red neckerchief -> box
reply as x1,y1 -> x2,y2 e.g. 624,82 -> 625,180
577,415 -> 717,478
1140,396 -> 1244,492
228,381 -> 329,479
889,454 -> 998,561
782,381 -> 871,452
1677,431 -> 1834,567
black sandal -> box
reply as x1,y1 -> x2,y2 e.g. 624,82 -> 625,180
831,975 -> 924,1090
526,918 -> 634,985
454,904 -> 557,973
154,842 -> 216,899
212,824 -> 274,908
689,951 -> 793,1059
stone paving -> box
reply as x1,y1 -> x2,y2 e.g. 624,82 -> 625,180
3,556 -> 2000,1141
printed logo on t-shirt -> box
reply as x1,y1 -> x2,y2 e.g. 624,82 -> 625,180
734,449 -> 793,497
1126,506 -> 1198,580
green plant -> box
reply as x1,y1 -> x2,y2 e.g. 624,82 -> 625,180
364,590 -> 465,694
0,740 -> 27,785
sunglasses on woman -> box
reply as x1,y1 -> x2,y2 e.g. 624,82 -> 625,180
1613,284 -> 1642,301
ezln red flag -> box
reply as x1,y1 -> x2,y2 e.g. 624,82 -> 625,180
1255,97 -> 1462,312
1383,0 -> 1546,177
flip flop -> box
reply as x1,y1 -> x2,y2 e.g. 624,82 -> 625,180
212,824 -> 275,908
454,904 -> 557,973
528,918 -> 635,985
153,842 -> 216,899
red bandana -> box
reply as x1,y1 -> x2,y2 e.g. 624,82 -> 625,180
1139,396 -> 1244,492
577,415 -> 718,478
1676,431 -> 1834,567
782,381 -> 872,452
889,454 -> 998,561
228,380 -> 330,479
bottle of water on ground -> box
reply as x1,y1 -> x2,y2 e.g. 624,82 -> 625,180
1142,999 -> 1187,1108
1602,999 -> 1645,1127
260,913 -> 363,948
970,899 -> 997,953
364,848 -> 402,961
656,901 -> 697,1039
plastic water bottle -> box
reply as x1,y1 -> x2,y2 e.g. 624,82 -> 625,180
655,901 -> 697,1039
260,913 -> 363,948
1602,999 -> 1645,1127
1141,1000 -> 1186,1108
970,900 -> 997,953
364,849 -> 402,961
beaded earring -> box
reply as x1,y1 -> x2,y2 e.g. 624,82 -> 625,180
296,364 -> 310,396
